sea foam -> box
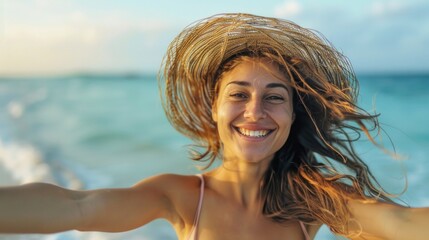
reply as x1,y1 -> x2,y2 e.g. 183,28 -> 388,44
0,139 -> 83,189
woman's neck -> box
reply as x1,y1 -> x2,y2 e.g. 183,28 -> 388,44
207,157 -> 271,209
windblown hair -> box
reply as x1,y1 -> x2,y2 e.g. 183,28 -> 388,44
159,13 -> 396,237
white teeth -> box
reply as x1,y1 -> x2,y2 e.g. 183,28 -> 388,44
237,128 -> 270,138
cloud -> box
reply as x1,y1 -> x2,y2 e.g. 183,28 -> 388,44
0,3 -> 175,75
274,1 -> 302,18
270,1 -> 429,73
370,1 -> 406,17
1,0 -> 428,75
33,0 -> 72,7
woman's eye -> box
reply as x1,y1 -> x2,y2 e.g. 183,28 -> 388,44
229,93 -> 247,99
265,95 -> 285,103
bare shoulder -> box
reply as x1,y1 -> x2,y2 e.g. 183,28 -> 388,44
132,173 -> 201,193
132,174 -> 203,223
347,198 -> 402,220
346,198 -> 406,239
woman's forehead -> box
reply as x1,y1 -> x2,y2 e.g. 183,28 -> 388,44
219,58 -> 292,87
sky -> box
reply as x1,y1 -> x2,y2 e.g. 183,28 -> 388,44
0,0 -> 428,76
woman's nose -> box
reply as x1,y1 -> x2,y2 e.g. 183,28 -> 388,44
243,98 -> 266,121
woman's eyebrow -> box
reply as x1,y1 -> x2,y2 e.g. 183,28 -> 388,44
226,81 -> 289,91
225,81 -> 250,87
266,83 -> 290,93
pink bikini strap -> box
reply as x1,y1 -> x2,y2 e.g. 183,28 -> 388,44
190,174 -> 205,234
299,221 -> 310,240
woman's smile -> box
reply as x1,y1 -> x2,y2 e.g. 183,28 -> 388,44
234,127 -> 273,138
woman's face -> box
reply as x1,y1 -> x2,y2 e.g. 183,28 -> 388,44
212,59 -> 295,164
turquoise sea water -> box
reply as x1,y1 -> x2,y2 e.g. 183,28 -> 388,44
0,74 -> 428,239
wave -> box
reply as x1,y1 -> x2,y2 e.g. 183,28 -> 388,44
0,139 -> 83,189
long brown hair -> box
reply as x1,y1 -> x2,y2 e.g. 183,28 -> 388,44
159,13 -> 398,237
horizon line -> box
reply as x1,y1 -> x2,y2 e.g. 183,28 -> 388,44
1,70 -> 429,79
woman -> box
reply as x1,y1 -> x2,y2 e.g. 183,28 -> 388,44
0,13 -> 428,239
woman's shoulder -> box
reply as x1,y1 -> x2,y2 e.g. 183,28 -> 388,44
132,173 -> 203,203
133,173 -> 204,225
134,173 -> 201,187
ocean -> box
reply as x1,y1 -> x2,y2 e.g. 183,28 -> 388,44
0,73 -> 428,239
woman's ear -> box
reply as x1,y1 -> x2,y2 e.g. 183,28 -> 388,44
292,112 -> 296,122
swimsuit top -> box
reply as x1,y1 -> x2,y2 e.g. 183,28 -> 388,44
186,174 -> 311,240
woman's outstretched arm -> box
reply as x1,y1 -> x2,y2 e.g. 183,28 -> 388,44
347,199 -> 429,240
0,182 -> 83,233
0,174 -> 175,234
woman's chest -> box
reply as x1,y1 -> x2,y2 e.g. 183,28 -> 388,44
189,197 -> 308,240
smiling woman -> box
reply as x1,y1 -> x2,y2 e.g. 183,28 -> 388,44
160,13 -> 429,239
1,13 -> 429,240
